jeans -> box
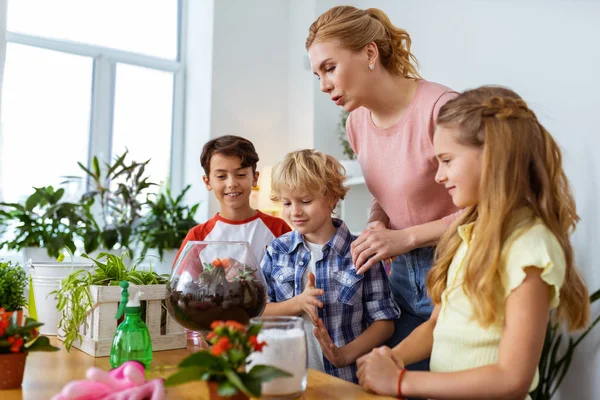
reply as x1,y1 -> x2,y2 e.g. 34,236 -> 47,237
385,246 -> 435,372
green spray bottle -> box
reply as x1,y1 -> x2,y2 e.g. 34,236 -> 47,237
110,281 -> 153,369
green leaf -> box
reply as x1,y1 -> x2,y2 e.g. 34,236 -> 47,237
164,366 -> 207,387
179,351 -> 226,370
92,156 -> 101,179
247,365 -> 292,382
228,348 -> 247,367
239,373 -> 262,397
218,381 -> 240,397
25,335 -> 60,352
223,369 -> 252,398
246,323 -> 262,337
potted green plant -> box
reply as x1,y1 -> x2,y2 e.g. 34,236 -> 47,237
75,150 -> 156,255
136,184 -> 199,272
51,252 -> 179,355
0,311 -> 60,389
336,110 -> 363,181
0,261 -> 27,324
337,110 -> 355,161
165,320 -> 291,399
531,288 -> 600,399
0,186 -> 83,259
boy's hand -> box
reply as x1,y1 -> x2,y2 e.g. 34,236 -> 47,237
296,272 -> 324,325
314,318 -> 349,368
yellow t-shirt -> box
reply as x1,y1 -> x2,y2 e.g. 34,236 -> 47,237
430,211 -> 566,398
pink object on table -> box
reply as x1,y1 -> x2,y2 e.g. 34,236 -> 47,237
51,361 -> 165,400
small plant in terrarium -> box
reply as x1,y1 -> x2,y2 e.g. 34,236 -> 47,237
166,242 -> 267,332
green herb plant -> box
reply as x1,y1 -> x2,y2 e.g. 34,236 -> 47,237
0,261 -> 27,312
52,252 -> 168,351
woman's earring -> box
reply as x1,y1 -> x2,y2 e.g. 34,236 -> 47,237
369,63 -> 375,70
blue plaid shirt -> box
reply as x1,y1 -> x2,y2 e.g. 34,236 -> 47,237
260,218 -> 400,382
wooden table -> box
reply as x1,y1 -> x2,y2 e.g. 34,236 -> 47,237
3,337 -> 395,399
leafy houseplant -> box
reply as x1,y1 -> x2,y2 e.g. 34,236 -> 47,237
532,288 -> 600,399
76,150 -> 156,254
136,184 -> 199,259
338,110 -> 355,160
0,310 -> 60,389
165,320 -> 291,399
0,186 -> 83,258
0,261 -> 27,312
52,252 -> 168,351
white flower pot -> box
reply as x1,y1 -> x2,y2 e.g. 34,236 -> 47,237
21,247 -> 55,264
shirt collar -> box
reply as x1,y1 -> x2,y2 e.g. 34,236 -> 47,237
457,222 -> 475,244
287,218 -> 352,256
456,206 -> 535,244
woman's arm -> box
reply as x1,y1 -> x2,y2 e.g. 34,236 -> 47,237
358,268 -> 551,399
368,197 -> 390,227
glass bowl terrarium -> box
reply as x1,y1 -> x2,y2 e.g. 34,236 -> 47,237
166,241 -> 267,332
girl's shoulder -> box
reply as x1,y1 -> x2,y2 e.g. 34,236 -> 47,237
501,217 -> 567,307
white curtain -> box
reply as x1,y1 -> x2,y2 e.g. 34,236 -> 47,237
0,0 -> 7,202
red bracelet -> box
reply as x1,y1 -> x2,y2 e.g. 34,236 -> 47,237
397,368 -> 407,399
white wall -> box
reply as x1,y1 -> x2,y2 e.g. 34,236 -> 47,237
206,0 -> 291,216
310,1 -> 600,397
182,0 -> 215,223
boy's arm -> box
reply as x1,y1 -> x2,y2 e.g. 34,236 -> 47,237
263,298 -> 301,317
260,248 -> 323,321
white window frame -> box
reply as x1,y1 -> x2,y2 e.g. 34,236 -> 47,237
4,0 -> 187,195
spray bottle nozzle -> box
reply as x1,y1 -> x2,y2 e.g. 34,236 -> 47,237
115,281 -> 130,320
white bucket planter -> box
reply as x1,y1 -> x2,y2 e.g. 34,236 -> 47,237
22,247 -> 55,264
28,262 -> 93,335
141,249 -> 178,276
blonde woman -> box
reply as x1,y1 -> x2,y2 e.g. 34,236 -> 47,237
307,6 -> 460,367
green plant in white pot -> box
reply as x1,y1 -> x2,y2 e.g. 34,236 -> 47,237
0,186 -> 83,259
136,185 -> 199,272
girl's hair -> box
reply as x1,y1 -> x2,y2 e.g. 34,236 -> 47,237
270,149 -> 349,207
428,86 -> 589,331
306,6 -> 421,79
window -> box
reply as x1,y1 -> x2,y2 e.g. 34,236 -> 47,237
1,0 -> 184,203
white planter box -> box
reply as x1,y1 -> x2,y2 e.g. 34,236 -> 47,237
59,284 -> 185,357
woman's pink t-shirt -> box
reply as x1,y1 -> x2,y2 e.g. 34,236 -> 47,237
346,80 -> 460,231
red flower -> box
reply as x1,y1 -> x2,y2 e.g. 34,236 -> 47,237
210,337 -> 231,356
224,320 -> 245,332
248,335 -> 267,352
7,336 -> 23,353
210,320 -> 225,330
206,331 -> 216,341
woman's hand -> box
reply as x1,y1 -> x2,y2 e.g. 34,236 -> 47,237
356,346 -> 404,396
351,224 -> 414,274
